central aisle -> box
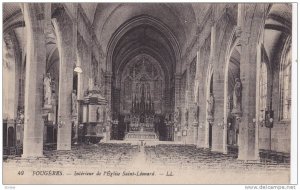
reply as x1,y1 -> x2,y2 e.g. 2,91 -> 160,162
131,142 -> 147,169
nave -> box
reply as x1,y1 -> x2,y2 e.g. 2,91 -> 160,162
2,3 -> 294,184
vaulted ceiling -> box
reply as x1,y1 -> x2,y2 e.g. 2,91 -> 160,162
3,3 -> 292,78
91,3 -> 199,54
263,3 -> 292,63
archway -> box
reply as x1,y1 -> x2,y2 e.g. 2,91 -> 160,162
223,27 -> 241,155
107,15 -> 179,141
225,46 -> 241,149
255,3 -> 292,154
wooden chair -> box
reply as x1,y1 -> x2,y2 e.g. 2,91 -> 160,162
9,147 -> 16,155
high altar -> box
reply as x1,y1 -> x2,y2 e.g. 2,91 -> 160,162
125,84 -> 158,140
122,55 -> 162,141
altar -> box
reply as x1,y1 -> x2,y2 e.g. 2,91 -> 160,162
123,81 -> 159,141
125,131 -> 158,141
124,116 -> 159,141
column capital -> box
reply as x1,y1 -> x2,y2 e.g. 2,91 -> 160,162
104,72 -> 112,78
192,121 -> 199,127
175,73 -> 182,79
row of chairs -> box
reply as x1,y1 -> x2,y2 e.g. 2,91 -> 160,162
145,145 -> 290,170
42,143 -> 139,167
3,146 -> 23,156
259,149 -> 290,164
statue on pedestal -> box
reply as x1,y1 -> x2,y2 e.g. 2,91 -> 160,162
43,73 -> 52,108
174,107 -> 180,123
71,90 -> 77,116
207,93 -> 214,116
16,108 -> 24,124
193,105 -> 199,123
232,78 -> 242,114
184,109 -> 189,127
164,114 -> 169,125
106,108 -> 111,123
185,109 -> 188,121
227,95 -> 232,110
96,107 -> 101,122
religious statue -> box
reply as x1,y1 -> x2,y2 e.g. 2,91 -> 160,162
106,108 -> 111,123
184,109 -> 189,127
43,73 -> 52,107
232,78 -> 242,113
96,107 -> 101,122
71,90 -> 77,116
16,108 -> 24,124
174,107 -> 180,123
164,114 -> 169,124
207,93 -> 214,116
193,105 -> 199,123
227,95 -> 232,110
185,109 -> 189,123
88,78 -> 94,90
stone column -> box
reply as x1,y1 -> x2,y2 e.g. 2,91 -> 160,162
22,3 -> 47,157
197,61 -> 206,148
54,11 -> 75,150
104,72 -> 112,141
193,121 -> 199,145
74,70 -> 83,142
73,6 -> 80,143
105,72 -> 112,108
3,33 -> 20,123
203,24 -> 216,149
211,78 -> 225,153
3,33 -> 21,149
238,4 -> 265,160
211,13 -> 236,153
209,22 -> 225,152
174,74 -> 181,142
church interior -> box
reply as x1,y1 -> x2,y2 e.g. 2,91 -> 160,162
2,3 -> 293,183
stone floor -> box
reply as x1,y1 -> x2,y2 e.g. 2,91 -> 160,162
3,142 -> 290,184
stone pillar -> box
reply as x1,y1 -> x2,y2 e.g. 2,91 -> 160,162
211,78 -> 225,152
237,4 -> 243,27
222,123 -> 228,154
210,22 -> 224,152
54,11 -> 75,150
3,34 -> 20,122
112,87 -> 121,114
22,3 -> 47,157
203,24 -> 216,149
211,13 -> 236,153
73,5 -> 80,143
238,4 -> 265,160
104,72 -> 112,141
105,72 -> 112,108
174,74 -> 181,142
193,121 -> 199,145
174,74 -> 181,110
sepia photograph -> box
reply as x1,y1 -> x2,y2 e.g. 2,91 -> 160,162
1,1 -> 298,186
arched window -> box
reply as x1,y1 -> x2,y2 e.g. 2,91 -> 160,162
279,44 -> 291,120
259,62 -> 268,120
